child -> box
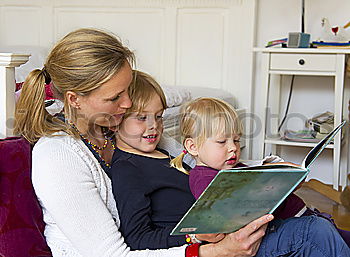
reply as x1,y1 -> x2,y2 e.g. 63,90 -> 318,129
108,70 -> 198,250
170,97 -> 350,246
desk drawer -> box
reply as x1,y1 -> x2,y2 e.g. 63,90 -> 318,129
270,53 -> 337,71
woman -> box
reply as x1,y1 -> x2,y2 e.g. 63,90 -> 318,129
14,28 -> 350,257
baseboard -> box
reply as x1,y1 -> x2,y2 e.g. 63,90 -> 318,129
303,179 -> 342,204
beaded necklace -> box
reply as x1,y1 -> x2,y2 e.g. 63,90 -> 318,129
70,122 -> 116,167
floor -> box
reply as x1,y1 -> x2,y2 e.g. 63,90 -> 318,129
295,184 -> 350,231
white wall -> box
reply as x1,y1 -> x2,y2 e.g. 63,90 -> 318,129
0,0 -> 256,111
0,0 -> 257,158
3,0 -> 348,184
253,0 -> 350,185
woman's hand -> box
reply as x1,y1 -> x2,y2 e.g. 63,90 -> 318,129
199,214 -> 274,257
196,233 -> 225,243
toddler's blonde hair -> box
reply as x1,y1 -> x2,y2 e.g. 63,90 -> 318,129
170,97 -> 242,174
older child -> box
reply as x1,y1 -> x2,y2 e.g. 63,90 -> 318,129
108,70 -> 197,250
171,97 -> 350,246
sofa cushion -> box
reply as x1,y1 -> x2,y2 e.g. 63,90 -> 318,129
0,137 -> 51,256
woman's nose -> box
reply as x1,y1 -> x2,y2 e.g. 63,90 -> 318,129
120,93 -> 132,109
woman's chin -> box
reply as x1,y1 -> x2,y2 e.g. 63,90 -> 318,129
97,117 -> 122,129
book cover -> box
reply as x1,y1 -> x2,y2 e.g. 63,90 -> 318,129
171,121 -> 345,235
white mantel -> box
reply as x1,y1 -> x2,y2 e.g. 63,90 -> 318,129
0,53 -> 30,138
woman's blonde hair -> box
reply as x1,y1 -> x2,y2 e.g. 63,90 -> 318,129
124,70 -> 167,118
14,28 -> 134,144
170,97 -> 242,173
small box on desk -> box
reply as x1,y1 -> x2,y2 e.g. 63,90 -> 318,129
287,32 -> 310,48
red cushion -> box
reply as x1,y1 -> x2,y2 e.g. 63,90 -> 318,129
15,82 -> 54,100
15,82 -> 24,91
0,137 -> 52,256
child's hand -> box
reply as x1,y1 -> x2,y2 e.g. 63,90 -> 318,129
262,154 -> 284,164
266,161 -> 300,167
196,233 -> 225,243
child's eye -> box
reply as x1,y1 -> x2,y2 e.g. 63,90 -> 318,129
216,140 -> 226,144
156,115 -> 163,120
234,139 -> 241,143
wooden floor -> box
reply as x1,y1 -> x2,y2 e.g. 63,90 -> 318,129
295,183 -> 350,231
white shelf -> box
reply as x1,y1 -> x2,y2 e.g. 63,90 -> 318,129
254,47 -> 350,54
255,48 -> 348,190
264,137 -> 334,149
269,70 -> 335,76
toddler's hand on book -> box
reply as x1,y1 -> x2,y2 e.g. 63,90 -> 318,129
196,233 -> 225,243
266,161 -> 300,167
262,154 -> 284,164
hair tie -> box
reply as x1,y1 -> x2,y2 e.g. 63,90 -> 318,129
182,150 -> 188,154
41,67 -> 51,84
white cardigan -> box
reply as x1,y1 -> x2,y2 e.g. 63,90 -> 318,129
32,133 -> 186,257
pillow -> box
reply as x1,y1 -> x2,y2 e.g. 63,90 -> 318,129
161,86 -> 192,107
159,134 -> 196,168
0,137 -> 52,257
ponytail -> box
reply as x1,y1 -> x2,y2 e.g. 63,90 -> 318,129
14,69 -> 70,144
170,151 -> 189,175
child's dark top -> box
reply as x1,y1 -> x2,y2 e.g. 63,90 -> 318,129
108,147 -> 195,250
189,165 -> 306,219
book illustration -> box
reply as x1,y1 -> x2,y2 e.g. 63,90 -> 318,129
172,170 -> 307,234
171,121 -> 345,235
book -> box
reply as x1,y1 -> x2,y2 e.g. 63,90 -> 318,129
282,129 -> 322,143
266,38 -> 287,48
171,121 -> 346,235
312,41 -> 350,49
312,40 -> 350,46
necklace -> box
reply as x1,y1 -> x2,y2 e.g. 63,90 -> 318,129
82,134 -> 108,151
69,122 -> 116,167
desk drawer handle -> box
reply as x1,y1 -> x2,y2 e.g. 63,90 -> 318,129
298,59 -> 305,65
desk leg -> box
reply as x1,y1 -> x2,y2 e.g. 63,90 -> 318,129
260,53 -> 270,158
334,54 -> 345,190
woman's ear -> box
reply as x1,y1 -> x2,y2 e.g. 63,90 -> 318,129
66,91 -> 81,109
184,138 -> 198,157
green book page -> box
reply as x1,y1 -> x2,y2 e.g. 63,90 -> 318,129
171,169 -> 308,235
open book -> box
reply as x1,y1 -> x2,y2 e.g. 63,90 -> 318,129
171,121 -> 346,235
